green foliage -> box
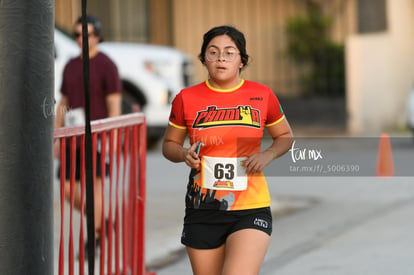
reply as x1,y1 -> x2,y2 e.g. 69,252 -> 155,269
286,3 -> 345,97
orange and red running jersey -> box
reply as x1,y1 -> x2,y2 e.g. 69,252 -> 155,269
169,79 -> 285,211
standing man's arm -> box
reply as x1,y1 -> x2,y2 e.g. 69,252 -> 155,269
54,95 -> 69,158
106,92 -> 122,117
106,92 -> 122,149
55,95 -> 69,128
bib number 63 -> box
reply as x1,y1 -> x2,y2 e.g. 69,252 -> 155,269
214,163 -> 235,180
201,156 -> 247,191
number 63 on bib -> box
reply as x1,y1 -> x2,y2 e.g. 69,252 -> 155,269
201,156 -> 248,191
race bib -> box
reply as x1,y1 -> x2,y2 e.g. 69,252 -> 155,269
201,156 -> 248,191
65,108 -> 85,127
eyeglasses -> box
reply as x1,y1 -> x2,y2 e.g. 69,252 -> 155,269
73,32 -> 94,39
205,47 -> 240,62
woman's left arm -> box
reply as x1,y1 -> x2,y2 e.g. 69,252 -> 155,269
243,118 -> 293,174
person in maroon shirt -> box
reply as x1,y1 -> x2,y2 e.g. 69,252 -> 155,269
54,15 -> 122,258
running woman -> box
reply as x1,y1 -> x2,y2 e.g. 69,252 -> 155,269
162,25 -> 293,275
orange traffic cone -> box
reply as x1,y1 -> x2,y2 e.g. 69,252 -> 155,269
376,133 -> 394,177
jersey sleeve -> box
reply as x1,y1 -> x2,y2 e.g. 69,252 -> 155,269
168,92 -> 187,130
265,91 -> 285,127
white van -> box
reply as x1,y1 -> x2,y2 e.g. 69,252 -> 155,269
54,28 -> 193,141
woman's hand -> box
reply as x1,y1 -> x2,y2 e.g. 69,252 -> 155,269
183,141 -> 202,169
242,118 -> 293,174
242,150 -> 275,174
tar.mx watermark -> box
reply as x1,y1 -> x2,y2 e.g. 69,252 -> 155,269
41,96 -> 74,120
41,97 -> 55,119
289,140 -> 323,163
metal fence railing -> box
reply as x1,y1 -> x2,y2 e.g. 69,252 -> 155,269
54,113 -> 155,275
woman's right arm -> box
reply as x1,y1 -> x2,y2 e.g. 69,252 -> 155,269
162,125 -> 200,168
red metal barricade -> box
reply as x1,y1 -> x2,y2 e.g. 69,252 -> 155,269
54,113 -> 155,275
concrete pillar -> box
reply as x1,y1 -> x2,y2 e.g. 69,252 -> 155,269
0,1 -> 54,274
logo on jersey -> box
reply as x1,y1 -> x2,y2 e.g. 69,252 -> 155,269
192,105 -> 261,128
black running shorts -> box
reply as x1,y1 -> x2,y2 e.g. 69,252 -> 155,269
181,207 -> 272,249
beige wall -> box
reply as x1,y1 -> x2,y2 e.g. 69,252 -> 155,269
170,0 -> 353,97
55,1 -> 81,31
346,0 -> 414,134
149,0 -> 173,45
55,0 -> 147,42
55,0 -> 414,133
171,0 -> 296,94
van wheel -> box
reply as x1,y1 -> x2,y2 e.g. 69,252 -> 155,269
121,88 -> 161,147
122,88 -> 143,114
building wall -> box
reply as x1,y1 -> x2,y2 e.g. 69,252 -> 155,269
346,0 -> 414,134
56,0 -> 354,97
169,0 -> 354,97
56,0 -> 414,134
55,0 -> 148,42
149,0 -> 173,45
55,1 -> 81,31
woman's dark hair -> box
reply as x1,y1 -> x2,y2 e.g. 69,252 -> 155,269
199,25 -> 249,68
